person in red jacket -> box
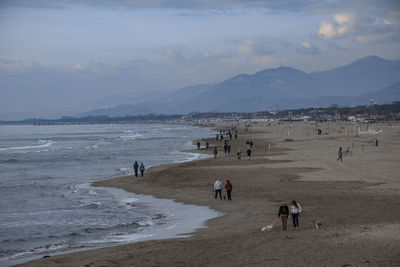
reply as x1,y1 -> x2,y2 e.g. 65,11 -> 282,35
225,180 -> 232,200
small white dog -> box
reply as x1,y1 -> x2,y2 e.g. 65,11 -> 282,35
261,224 -> 274,232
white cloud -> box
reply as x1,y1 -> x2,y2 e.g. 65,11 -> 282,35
318,21 -> 337,39
301,42 -> 311,49
237,40 -> 254,54
73,64 -> 84,70
0,56 -> 34,72
318,13 -> 354,39
163,49 -> 185,62
296,42 -> 320,55
334,13 -> 354,25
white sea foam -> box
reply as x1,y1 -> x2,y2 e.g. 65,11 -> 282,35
0,140 -> 54,151
6,243 -> 70,260
118,134 -> 143,140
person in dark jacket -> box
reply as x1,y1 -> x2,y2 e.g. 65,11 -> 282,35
247,148 -> 252,160
337,147 -> 343,161
278,202 -> 289,231
225,180 -> 232,200
133,161 -> 139,177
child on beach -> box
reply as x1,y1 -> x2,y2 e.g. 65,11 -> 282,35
278,202 -> 289,231
290,200 -> 302,229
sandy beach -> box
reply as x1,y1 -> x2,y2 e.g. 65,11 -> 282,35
16,121 -> 400,267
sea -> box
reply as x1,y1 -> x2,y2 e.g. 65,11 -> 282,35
0,123 -> 219,266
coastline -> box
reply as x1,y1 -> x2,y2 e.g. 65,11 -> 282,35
16,121 -> 400,266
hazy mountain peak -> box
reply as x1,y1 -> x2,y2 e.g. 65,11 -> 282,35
80,55 -> 400,117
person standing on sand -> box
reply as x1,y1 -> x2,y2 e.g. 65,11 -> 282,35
133,161 -> 139,177
139,162 -> 145,177
225,180 -> 232,200
337,147 -> 343,161
290,200 -> 302,229
214,179 -> 223,200
278,202 -> 289,231
213,147 -> 218,158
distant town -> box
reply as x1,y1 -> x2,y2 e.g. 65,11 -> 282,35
1,101 -> 399,126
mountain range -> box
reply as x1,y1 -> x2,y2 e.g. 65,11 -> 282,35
81,56 -> 400,116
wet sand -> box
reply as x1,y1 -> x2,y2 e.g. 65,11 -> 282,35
17,121 -> 400,267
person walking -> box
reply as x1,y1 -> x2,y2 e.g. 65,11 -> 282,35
213,147 -> 218,158
337,147 -> 343,161
133,161 -> 139,177
290,200 -> 302,230
139,162 -> 145,177
278,202 -> 289,231
247,148 -> 252,160
214,179 -> 223,200
225,180 -> 232,200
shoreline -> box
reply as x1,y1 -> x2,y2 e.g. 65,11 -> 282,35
16,121 -> 400,267
3,124 -> 218,267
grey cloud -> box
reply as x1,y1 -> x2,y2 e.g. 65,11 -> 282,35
2,0 -> 397,12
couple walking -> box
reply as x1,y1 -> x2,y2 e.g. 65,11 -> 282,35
133,161 -> 146,177
278,200 -> 302,230
214,179 -> 232,200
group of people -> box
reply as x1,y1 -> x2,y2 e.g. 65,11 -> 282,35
223,140 -> 231,154
278,201 -> 302,230
213,179 -> 233,200
133,161 -> 146,177
216,129 -> 233,143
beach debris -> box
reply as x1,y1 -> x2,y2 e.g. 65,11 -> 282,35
284,138 -> 295,142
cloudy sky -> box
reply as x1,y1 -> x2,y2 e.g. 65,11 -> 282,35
0,0 -> 399,119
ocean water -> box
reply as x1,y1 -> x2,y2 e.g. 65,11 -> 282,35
0,124 -> 218,266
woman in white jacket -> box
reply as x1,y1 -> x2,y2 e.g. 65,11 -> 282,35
290,200 -> 302,229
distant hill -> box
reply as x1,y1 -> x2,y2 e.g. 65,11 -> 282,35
311,56 -> 400,96
364,80 -> 400,104
81,56 -> 400,116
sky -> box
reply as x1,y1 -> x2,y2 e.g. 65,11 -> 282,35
0,0 -> 400,119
